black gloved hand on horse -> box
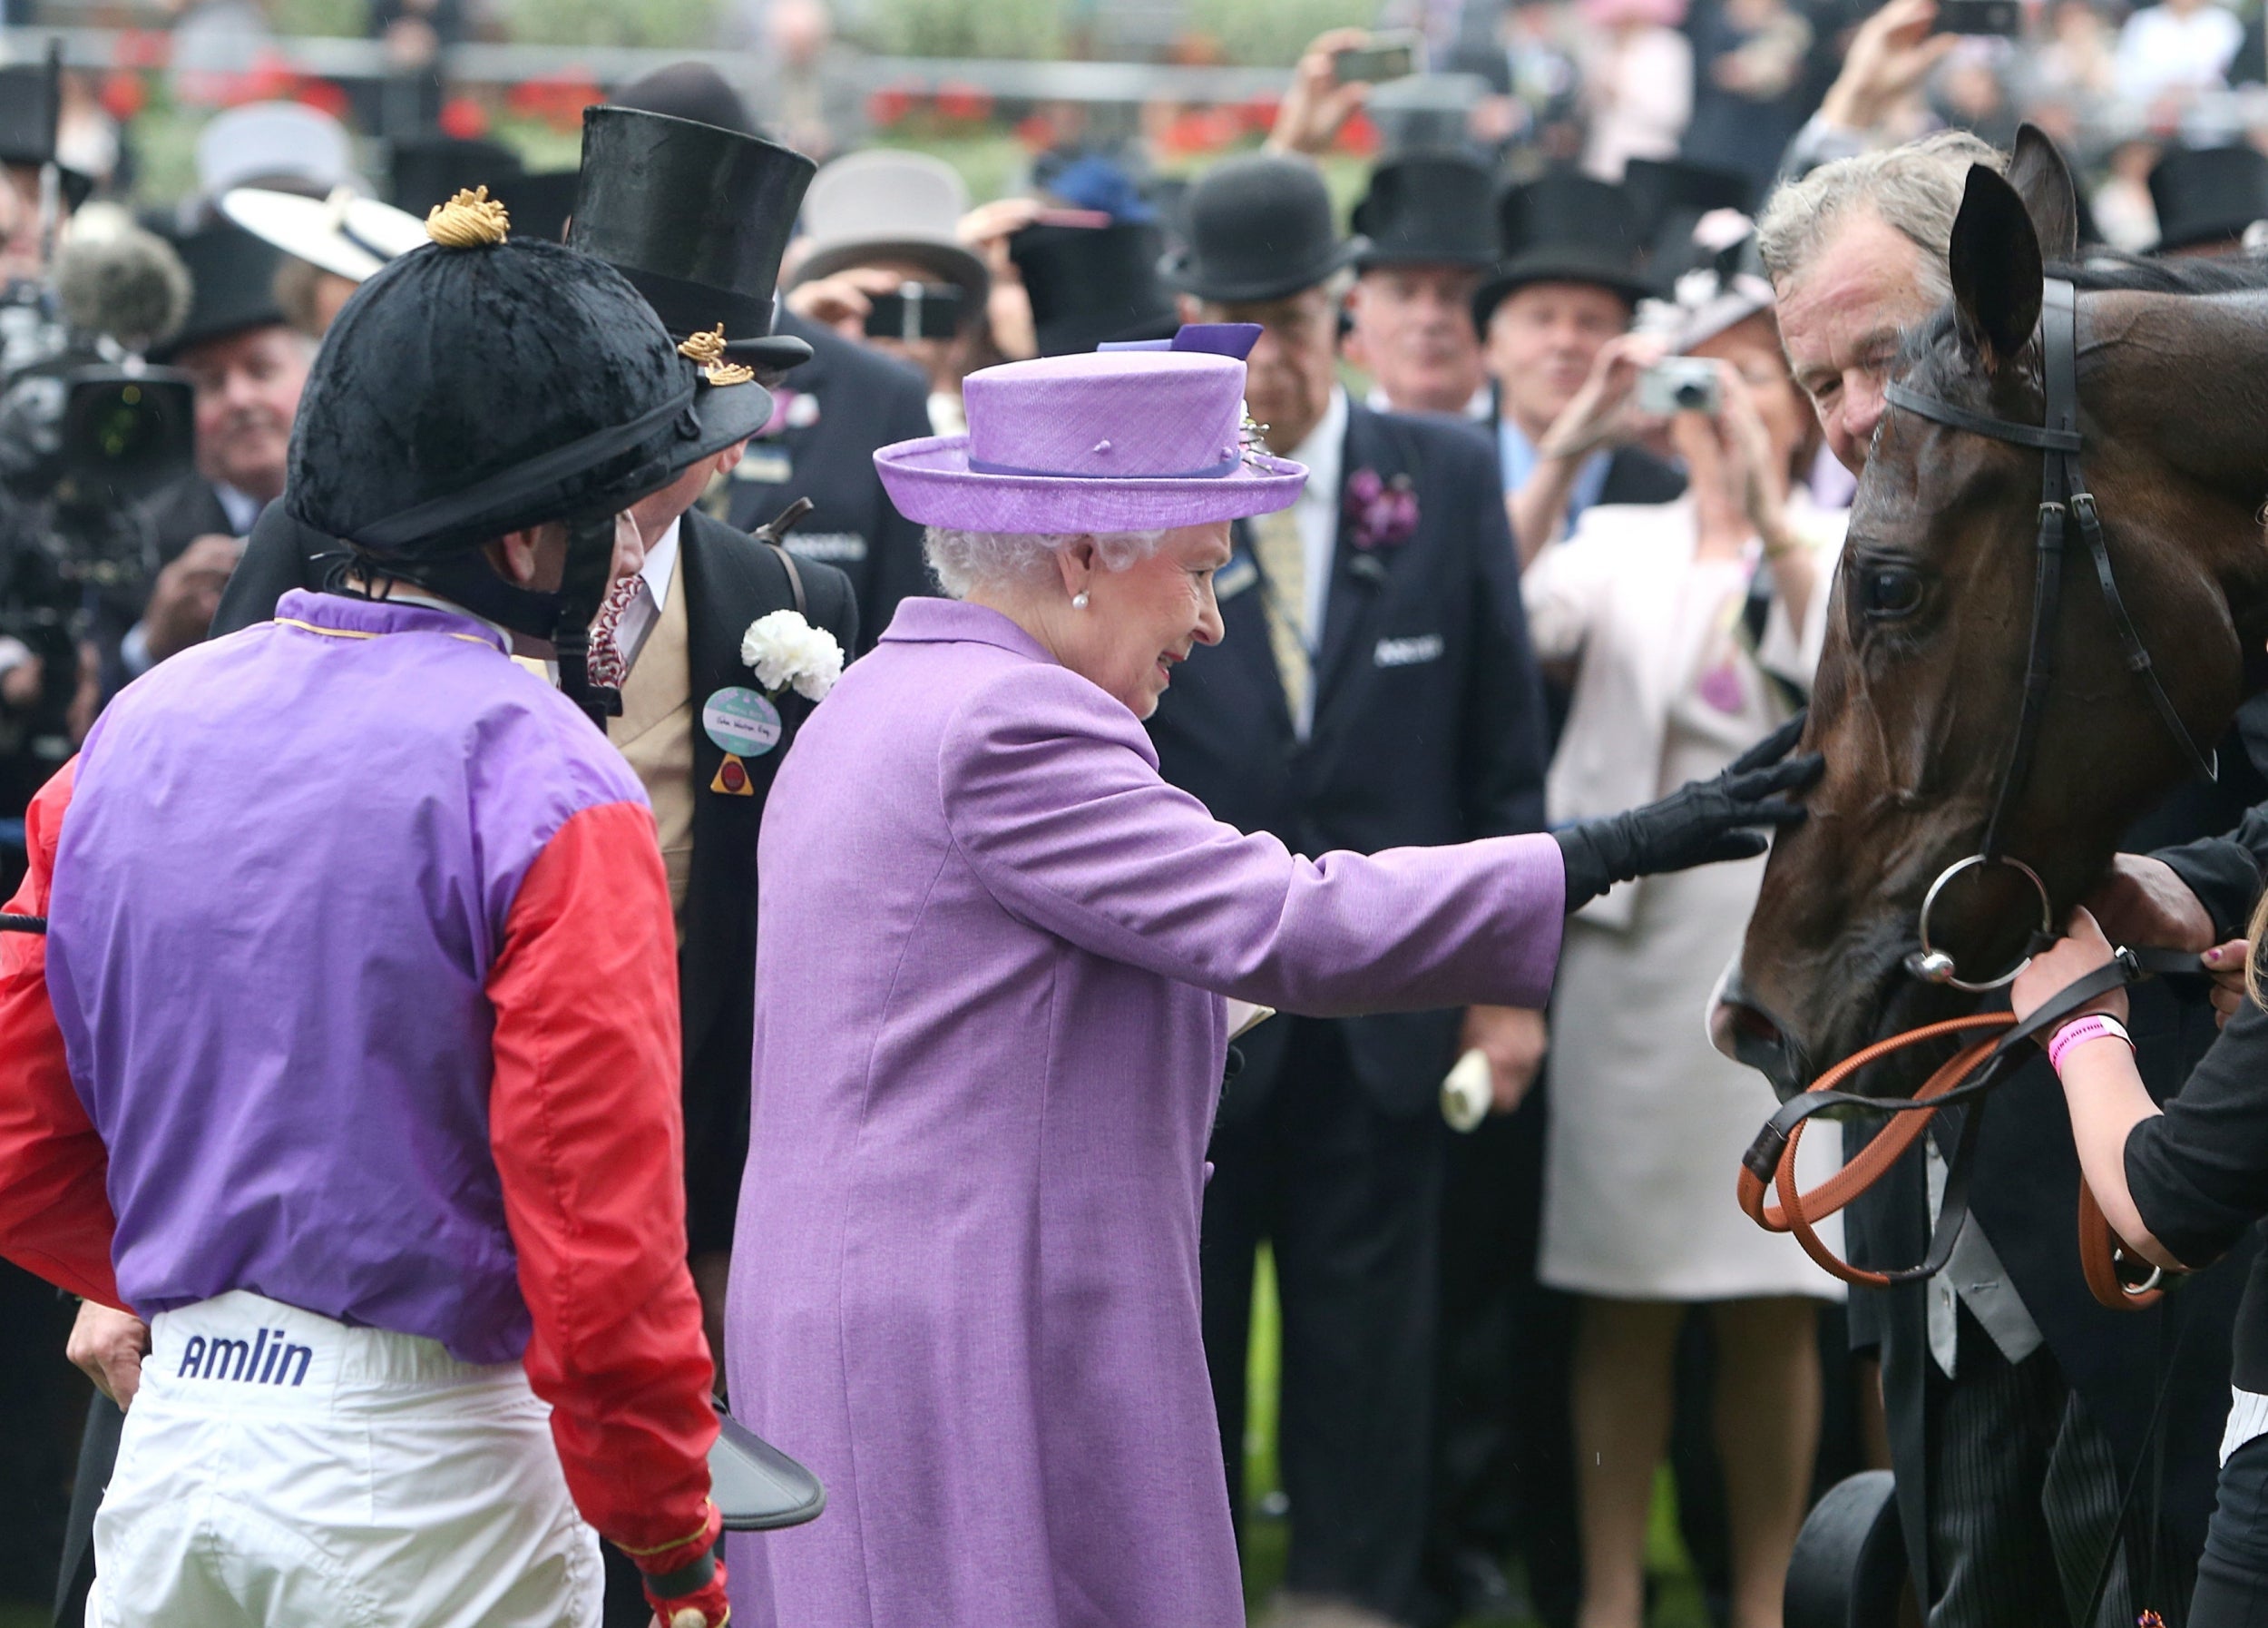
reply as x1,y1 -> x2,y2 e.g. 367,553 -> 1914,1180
1554,712 -> 1823,911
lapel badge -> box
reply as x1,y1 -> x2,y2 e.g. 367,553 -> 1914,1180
703,685 -> 784,760
711,752 -> 755,796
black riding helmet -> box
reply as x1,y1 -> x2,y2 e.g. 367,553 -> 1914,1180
288,190 -> 709,722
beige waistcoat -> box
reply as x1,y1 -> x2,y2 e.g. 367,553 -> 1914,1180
608,559 -> 695,937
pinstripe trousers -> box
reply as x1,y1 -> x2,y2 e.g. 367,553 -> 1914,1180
1928,1308 -> 2194,1628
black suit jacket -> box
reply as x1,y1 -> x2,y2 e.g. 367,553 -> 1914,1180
723,310 -> 934,652
1147,401 -> 1549,1120
206,504 -> 859,1254
1598,444 -> 1687,507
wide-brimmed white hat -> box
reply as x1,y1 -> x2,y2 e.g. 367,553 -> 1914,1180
220,186 -> 428,283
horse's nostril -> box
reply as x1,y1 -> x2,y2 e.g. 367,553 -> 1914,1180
1729,1004 -> 1784,1044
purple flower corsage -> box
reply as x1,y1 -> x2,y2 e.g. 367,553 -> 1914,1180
1347,467 -> 1419,551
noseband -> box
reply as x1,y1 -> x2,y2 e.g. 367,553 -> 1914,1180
1882,278 -> 2218,991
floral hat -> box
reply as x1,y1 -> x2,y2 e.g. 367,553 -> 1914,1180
872,325 -> 1307,534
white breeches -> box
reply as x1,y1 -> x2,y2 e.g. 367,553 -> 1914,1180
86,1290 -> 601,1628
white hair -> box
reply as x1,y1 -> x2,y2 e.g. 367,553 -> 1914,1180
1755,131 -> 2006,305
923,526 -> 1168,599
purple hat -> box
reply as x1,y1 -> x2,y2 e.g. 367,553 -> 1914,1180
874,341 -> 1305,534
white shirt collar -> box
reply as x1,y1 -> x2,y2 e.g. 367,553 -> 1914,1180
213,482 -> 264,535
640,517 -> 680,606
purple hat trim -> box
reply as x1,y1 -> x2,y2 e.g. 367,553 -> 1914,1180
1097,321 -> 1264,358
873,340 -> 1305,534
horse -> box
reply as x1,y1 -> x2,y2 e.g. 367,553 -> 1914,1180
1712,133 -> 2268,1099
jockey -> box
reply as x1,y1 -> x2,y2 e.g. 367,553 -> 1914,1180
0,191 -> 744,1628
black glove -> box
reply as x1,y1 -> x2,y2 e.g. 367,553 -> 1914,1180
1553,711 -> 1822,912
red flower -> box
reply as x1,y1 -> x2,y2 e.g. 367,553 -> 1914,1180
294,79 -> 349,121
1346,467 -> 1419,549
1014,113 -> 1056,151
934,81 -> 993,123
100,71 -> 147,122
867,85 -> 919,127
1334,109 -> 1381,156
438,97 -> 490,140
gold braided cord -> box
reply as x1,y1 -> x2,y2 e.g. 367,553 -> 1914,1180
425,186 -> 511,249
678,323 -> 754,387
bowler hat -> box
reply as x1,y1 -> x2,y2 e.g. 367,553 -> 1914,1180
1011,221 -> 1177,358
0,61 -> 93,210
1350,151 -> 1498,271
571,104 -> 814,378
288,203 -> 701,563
151,221 -> 288,362
789,150 -> 990,309
1163,152 -> 1361,304
611,61 -> 760,136
875,327 -> 1305,534
2148,143 -> 2268,254
1472,171 -> 1655,327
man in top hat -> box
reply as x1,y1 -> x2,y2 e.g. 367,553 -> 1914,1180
0,57 -> 91,284
1,188 -> 740,1628
783,149 -> 992,434
1344,149 -> 1500,419
110,221 -> 308,685
590,64 -> 933,653
1153,150 -> 1552,1628
1009,216 -> 1178,357
2148,142 -> 2268,255
1478,171 -> 1686,561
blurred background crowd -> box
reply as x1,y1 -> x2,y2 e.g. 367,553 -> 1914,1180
5,1 -> 2268,1626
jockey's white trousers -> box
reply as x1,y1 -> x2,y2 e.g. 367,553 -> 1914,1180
85,1290 -> 600,1628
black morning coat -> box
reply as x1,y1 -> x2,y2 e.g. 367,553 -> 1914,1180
1842,704 -> 2268,1603
723,309 -> 934,652
1144,399 -> 1549,1123
207,501 -> 859,1253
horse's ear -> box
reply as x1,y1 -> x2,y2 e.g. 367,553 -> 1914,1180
1949,165 -> 2043,372
2006,124 -> 2079,260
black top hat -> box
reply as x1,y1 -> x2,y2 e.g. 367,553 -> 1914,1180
1472,171 -> 1655,328
389,135 -> 525,218
2148,143 -> 2268,253
1621,155 -> 1751,275
289,226 -> 700,561
509,170 -> 581,244
0,61 -> 94,210
1163,153 -> 1361,304
151,221 -> 287,362
569,105 -> 814,374
1350,151 -> 1498,271
611,61 -> 759,137
1011,221 -> 1178,357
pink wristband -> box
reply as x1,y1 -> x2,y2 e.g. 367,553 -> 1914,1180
2047,1014 -> 2133,1075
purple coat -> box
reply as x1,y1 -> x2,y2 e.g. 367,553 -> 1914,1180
725,599 -> 1564,1626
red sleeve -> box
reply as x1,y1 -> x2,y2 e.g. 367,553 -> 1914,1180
0,759 -> 122,1307
487,798 -> 718,1559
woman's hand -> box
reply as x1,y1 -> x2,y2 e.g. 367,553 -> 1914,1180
2010,907 -> 2128,1029
1266,28 -> 1374,155
2204,938 -> 2251,1027
1536,333 -> 1667,462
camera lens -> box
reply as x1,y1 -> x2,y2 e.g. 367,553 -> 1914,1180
1673,381 -> 1706,409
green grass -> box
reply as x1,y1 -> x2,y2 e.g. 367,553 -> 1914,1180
1239,1248 -> 1714,1628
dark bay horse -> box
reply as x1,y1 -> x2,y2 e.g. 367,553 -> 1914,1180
1714,135 -> 2268,1096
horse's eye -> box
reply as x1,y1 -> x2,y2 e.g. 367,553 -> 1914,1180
1859,565 -> 1923,619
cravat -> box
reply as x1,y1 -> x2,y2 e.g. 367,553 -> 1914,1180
1249,505 -> 1310,724
586,573 -> 647,691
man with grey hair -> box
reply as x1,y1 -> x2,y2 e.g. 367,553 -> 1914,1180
1756,129 -> 2001,476
1755,129 -> 2251,1627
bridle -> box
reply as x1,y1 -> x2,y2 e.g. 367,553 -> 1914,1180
1882,278 -> 2217,993
1739,278 -> 2219,1310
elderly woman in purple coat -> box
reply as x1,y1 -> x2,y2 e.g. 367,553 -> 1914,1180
723,326 -> 1817,1628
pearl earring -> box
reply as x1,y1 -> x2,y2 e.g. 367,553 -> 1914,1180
1071,592 -> 1090,610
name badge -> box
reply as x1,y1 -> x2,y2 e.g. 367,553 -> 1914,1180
736,446 -> 795,485
703,686 -> 784,758
1213,554 -> 1258,601
1374,633 -> 1444,668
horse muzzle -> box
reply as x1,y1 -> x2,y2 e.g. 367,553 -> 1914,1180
1708,959 -> 1813,1102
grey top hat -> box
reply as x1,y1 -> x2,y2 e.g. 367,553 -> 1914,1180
1163,152 -> 1362,304
788,149 -> 990,309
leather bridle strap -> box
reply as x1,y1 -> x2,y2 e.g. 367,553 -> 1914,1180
1882,280 -> 2216,871
1735,945 -> 2201,1307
